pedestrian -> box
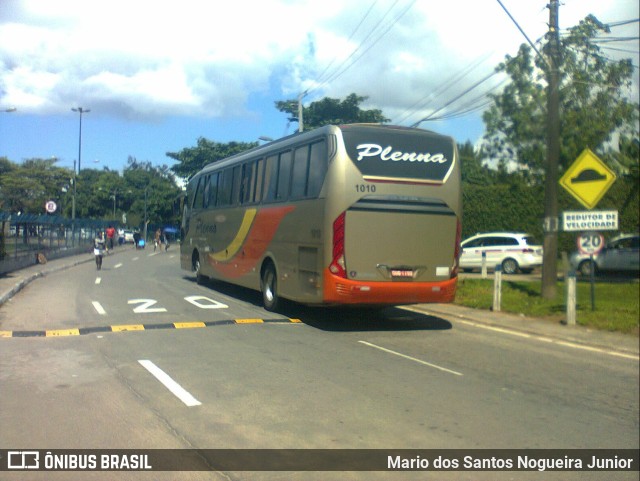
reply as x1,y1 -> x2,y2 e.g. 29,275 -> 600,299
94,233 -> 106,270
162,229 -> 169,251
106,225 -> 116,251
154,228 -> 161,251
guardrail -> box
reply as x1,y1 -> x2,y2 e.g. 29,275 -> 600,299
0,212 -> 118,275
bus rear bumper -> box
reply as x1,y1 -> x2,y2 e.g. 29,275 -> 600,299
322,270 -> 458,306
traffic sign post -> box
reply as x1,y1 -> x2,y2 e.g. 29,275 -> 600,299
560,149 -> 616,317
562,210 -> 618,232
45,200 -> 57,214
559,149 -> 616,210
577,232 -> 605,312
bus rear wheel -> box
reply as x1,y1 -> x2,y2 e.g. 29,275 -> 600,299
261,263 -> 279,312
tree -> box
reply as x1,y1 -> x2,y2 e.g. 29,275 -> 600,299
482,15 -> 638,182
0,155 -> 182,230
275,93 -> 390,131
123,157 -> 181,227
458,141 -> 496,185
0,158 -> 70,214
167,138 -> 258,180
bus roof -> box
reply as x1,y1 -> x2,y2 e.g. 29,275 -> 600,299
193,124 -> 454,178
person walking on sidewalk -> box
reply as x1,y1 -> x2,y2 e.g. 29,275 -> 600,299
94,233 -> 106,270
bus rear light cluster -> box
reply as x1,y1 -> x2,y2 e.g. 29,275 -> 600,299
451,218 -> 462,278
330,212 -> 347,278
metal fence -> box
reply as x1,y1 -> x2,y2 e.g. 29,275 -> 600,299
0,212 -> 119,275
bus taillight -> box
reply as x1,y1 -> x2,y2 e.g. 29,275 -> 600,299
451,218 -> 462,278
330,212 -> 347,278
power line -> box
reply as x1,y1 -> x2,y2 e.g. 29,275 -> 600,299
306,0 -> 416,97
310,0 -> 380,91
605,18 -> 640,28
394,53 -> 495,125
410,70 -> 500,127
495,0 -> 549,68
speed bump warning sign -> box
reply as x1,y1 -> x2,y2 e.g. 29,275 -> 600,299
559,149 -> 616,209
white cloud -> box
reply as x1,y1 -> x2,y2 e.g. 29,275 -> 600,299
1,0 -> 637,125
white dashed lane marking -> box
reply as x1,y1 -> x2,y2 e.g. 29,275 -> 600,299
138,360 -> 202,407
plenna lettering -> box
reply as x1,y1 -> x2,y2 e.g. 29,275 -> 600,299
356,143 -> 448,164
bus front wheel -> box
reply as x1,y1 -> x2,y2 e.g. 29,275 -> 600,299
261,263 -> 279,312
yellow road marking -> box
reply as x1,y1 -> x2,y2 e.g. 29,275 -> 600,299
111,324 -> 145,332
174,321 -> 206,329
46,329 -> 80,337
235,318 -> 264,324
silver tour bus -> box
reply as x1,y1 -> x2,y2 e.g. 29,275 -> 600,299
181,124 -> 462,311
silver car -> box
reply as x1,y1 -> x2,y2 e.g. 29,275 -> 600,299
569,233 -> 639,276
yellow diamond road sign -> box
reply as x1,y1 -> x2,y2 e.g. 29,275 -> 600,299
559,148 -> 616,209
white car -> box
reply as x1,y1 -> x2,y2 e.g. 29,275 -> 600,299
460,232 -> 543,274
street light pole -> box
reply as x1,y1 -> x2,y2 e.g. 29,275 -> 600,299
71,107 -> 90,173
72,160 -> 76,220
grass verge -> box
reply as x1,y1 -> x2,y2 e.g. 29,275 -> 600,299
454,278 -> 639,335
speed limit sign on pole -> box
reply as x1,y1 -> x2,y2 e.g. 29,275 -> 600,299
577,231 -> 604,256
577,231 -> 604,312
45,200 -> 57,214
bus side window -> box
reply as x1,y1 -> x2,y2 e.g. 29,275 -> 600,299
276,150 -> 292,201
217,169 -> 233,206
202,175 -> 211,209
291,145 -> 309,199
241,161 -> 256,204
192,176 -> 205,209
254,158 -> 265,203
308,139 -> 328,197
231,165 -> 242,205
208,172 -> 219,207
264,155 -> 279,202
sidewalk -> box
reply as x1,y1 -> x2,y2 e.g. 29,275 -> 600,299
0,251 -> 95,307
0,253 -> 638,358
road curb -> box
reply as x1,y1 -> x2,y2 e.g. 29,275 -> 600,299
0,255 -> 104,307
408,304 -> 639,359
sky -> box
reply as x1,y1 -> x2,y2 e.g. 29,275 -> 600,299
0,0 -> 638,177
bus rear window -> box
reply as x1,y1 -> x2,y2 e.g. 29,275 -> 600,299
341,127 -> 455,184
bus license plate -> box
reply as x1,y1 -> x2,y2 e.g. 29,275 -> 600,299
391,269 -> 413,278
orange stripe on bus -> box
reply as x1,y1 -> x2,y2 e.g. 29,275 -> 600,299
209,205 -> 295,279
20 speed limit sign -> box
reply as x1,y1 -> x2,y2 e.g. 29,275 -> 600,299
577,231 -> 605,255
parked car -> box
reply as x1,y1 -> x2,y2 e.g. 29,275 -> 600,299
460,232 -> 543,274
569,233 -> 639,277
123,230 -> 135,243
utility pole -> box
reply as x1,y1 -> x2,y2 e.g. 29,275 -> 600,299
541,0 -> 561,299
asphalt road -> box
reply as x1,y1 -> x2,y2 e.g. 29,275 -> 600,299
0,247 -> 638,481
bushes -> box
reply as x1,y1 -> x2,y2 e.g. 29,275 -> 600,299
462,177 -> 639,254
